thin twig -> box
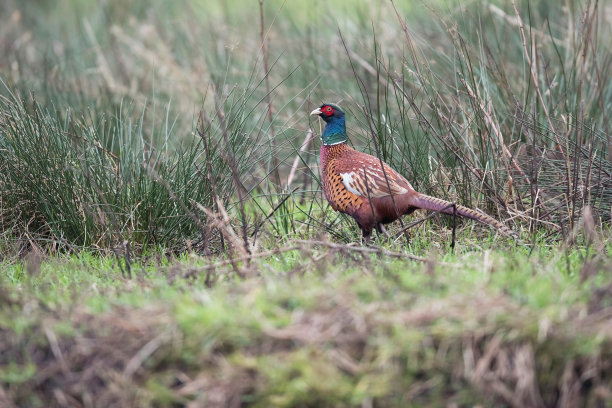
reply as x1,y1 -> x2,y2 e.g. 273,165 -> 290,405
393,203 -> 457,240
390,0 -> 422,79
511,0 -> 568,166
293,239 -> 454,265
362,166 -> 380,242
185,245 -> 301,277
451,203 -> 457,251
258,0 -> 281,186
286,129 -> 313,188
213,96 -> 251,256
586,8 -> 611,163
461,78 -> 552,221
197,110 -> 221,254
251,187 -> 298,239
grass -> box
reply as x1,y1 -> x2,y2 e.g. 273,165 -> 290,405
2,0 -> 611,254
0,80 -> 267,253
1,0 -> 611,406
1,237 -> 611,407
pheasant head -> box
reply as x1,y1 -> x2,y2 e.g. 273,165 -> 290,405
310,103 -> 347,146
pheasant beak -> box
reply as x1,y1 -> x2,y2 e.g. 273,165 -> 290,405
310,108 -> 322,116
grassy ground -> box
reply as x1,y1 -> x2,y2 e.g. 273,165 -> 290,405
1,0 -> 612,406
1,234 -> 611,407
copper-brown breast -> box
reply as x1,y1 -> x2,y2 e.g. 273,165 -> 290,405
321,144 -> 364,214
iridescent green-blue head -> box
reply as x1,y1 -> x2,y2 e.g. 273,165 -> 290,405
310,103 -> 347,146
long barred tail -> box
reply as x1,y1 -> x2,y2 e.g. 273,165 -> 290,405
411,193 -> 519,240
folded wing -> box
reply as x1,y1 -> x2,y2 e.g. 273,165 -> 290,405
337,154 -> 413,198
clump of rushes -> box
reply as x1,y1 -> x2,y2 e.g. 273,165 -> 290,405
0,85 -> 259,256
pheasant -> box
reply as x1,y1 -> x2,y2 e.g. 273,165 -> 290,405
310,103 -> 518,243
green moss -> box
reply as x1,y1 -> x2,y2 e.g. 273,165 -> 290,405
0,362 -> 37,384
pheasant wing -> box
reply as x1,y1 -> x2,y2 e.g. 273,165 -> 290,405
336,153 -> 413,198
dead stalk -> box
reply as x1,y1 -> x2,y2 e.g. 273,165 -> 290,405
461,79 -> 552,221
293,239 -> 453,265
286,129 -> 313,188
185,245 -> 300,277
258,0 -> 281,186
511,0 -> 570,174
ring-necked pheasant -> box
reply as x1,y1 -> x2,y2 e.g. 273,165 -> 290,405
310,103 -> 518,242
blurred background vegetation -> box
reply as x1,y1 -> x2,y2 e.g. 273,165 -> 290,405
1,0 -> 610,254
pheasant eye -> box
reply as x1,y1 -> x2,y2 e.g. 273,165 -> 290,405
323,106 -> 334,115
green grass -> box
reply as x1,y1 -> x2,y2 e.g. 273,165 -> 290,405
0,80 -> 266,252
1,239 -> 611,406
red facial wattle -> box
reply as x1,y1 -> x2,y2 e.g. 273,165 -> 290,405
322,106 -> 335,116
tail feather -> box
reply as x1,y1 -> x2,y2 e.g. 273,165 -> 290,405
410,193 -> 519,240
